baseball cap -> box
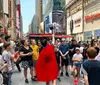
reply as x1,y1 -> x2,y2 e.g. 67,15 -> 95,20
76,47 -> 80,51
62,38 -> 65,41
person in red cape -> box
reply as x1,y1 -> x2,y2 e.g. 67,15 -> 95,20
36,39 -> 58,85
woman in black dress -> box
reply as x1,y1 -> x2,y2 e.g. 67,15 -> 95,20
20,40 -> 34,83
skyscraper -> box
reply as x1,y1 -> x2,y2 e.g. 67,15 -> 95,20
8,0 -> 16,39
0,0 -> 3,29
43,0 -> 66,33
35,0 -> 43,33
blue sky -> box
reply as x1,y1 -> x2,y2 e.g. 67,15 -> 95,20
20,0 -> 35,33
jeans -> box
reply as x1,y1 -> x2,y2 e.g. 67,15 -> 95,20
8,72 -> 13,85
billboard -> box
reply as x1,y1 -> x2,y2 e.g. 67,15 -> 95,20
45,16 -> 50,33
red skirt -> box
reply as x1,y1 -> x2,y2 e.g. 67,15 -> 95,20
36,44 -> 58,82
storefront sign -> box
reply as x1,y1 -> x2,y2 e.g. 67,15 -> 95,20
74,18 -> 81,27
74,18 -> 81,24
85,13 -> 100,22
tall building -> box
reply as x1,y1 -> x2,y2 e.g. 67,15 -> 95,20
0,0 -> 3,29
8,0 -> 17,39
84,0 -> 100,41
65,0 -> 100,41
35,0 -> 43,33
43,0 -> 65,34
28,24 -> 32,34
31,15 -> 37,33
0,0 -> 9,34
66,0 -> 83,41
16,0 -> 22,38
20,15 -> 23,36
42,0 -> 48,14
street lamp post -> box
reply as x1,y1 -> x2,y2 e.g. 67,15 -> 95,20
49,23 -> 55,44
49,23 -> 61,44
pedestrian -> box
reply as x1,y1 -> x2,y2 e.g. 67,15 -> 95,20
82,47 -> 100,85
5,35 -> 21,72
36,39 -> 58,85
69,39 -> 80,68
82,43 -> 88,63
54,44 -> 61,82
19,39 -> 34,83
5,35 -> 15,54
72,47 -> 83,84
38,41 -> 43,53
2,42 -> 14,85
30,39 -> 39,80
59,38 -> 69,77
0,45 -> 8,71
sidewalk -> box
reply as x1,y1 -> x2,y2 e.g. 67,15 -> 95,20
12,67 -> 83,85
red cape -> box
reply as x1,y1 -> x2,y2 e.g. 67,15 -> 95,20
36,44 -> 58,82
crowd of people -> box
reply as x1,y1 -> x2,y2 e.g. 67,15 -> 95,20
0,32 -> 100,85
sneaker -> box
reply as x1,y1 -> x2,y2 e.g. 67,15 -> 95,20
60,72 -> 63,77
58,78 -> 61,82
73,78 -> 79,84
66,72 -> 69,77
80,79 -> 85,84
31,77 -> 37,81
25,79 -> 29,83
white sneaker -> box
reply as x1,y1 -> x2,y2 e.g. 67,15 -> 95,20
80,79 -> 85,84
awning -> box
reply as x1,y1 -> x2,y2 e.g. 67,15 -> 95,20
29,34 -> 72,38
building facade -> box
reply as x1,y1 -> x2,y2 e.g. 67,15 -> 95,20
31,15 -> 37,33
16,0 -> 22,38
0,0 -> 9,34
66,0 -> 100,41
43,0 -> 66,34
84,0 -> 100,41
7,0 -> 17,39
0,0 -> 3,29
66,0 -> 83,41
35,0 -> 43,33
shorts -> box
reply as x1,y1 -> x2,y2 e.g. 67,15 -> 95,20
33,60 -> 37,67
21,60 -> 33,68
73,62 -> 81,68
62,58 -> 69,66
